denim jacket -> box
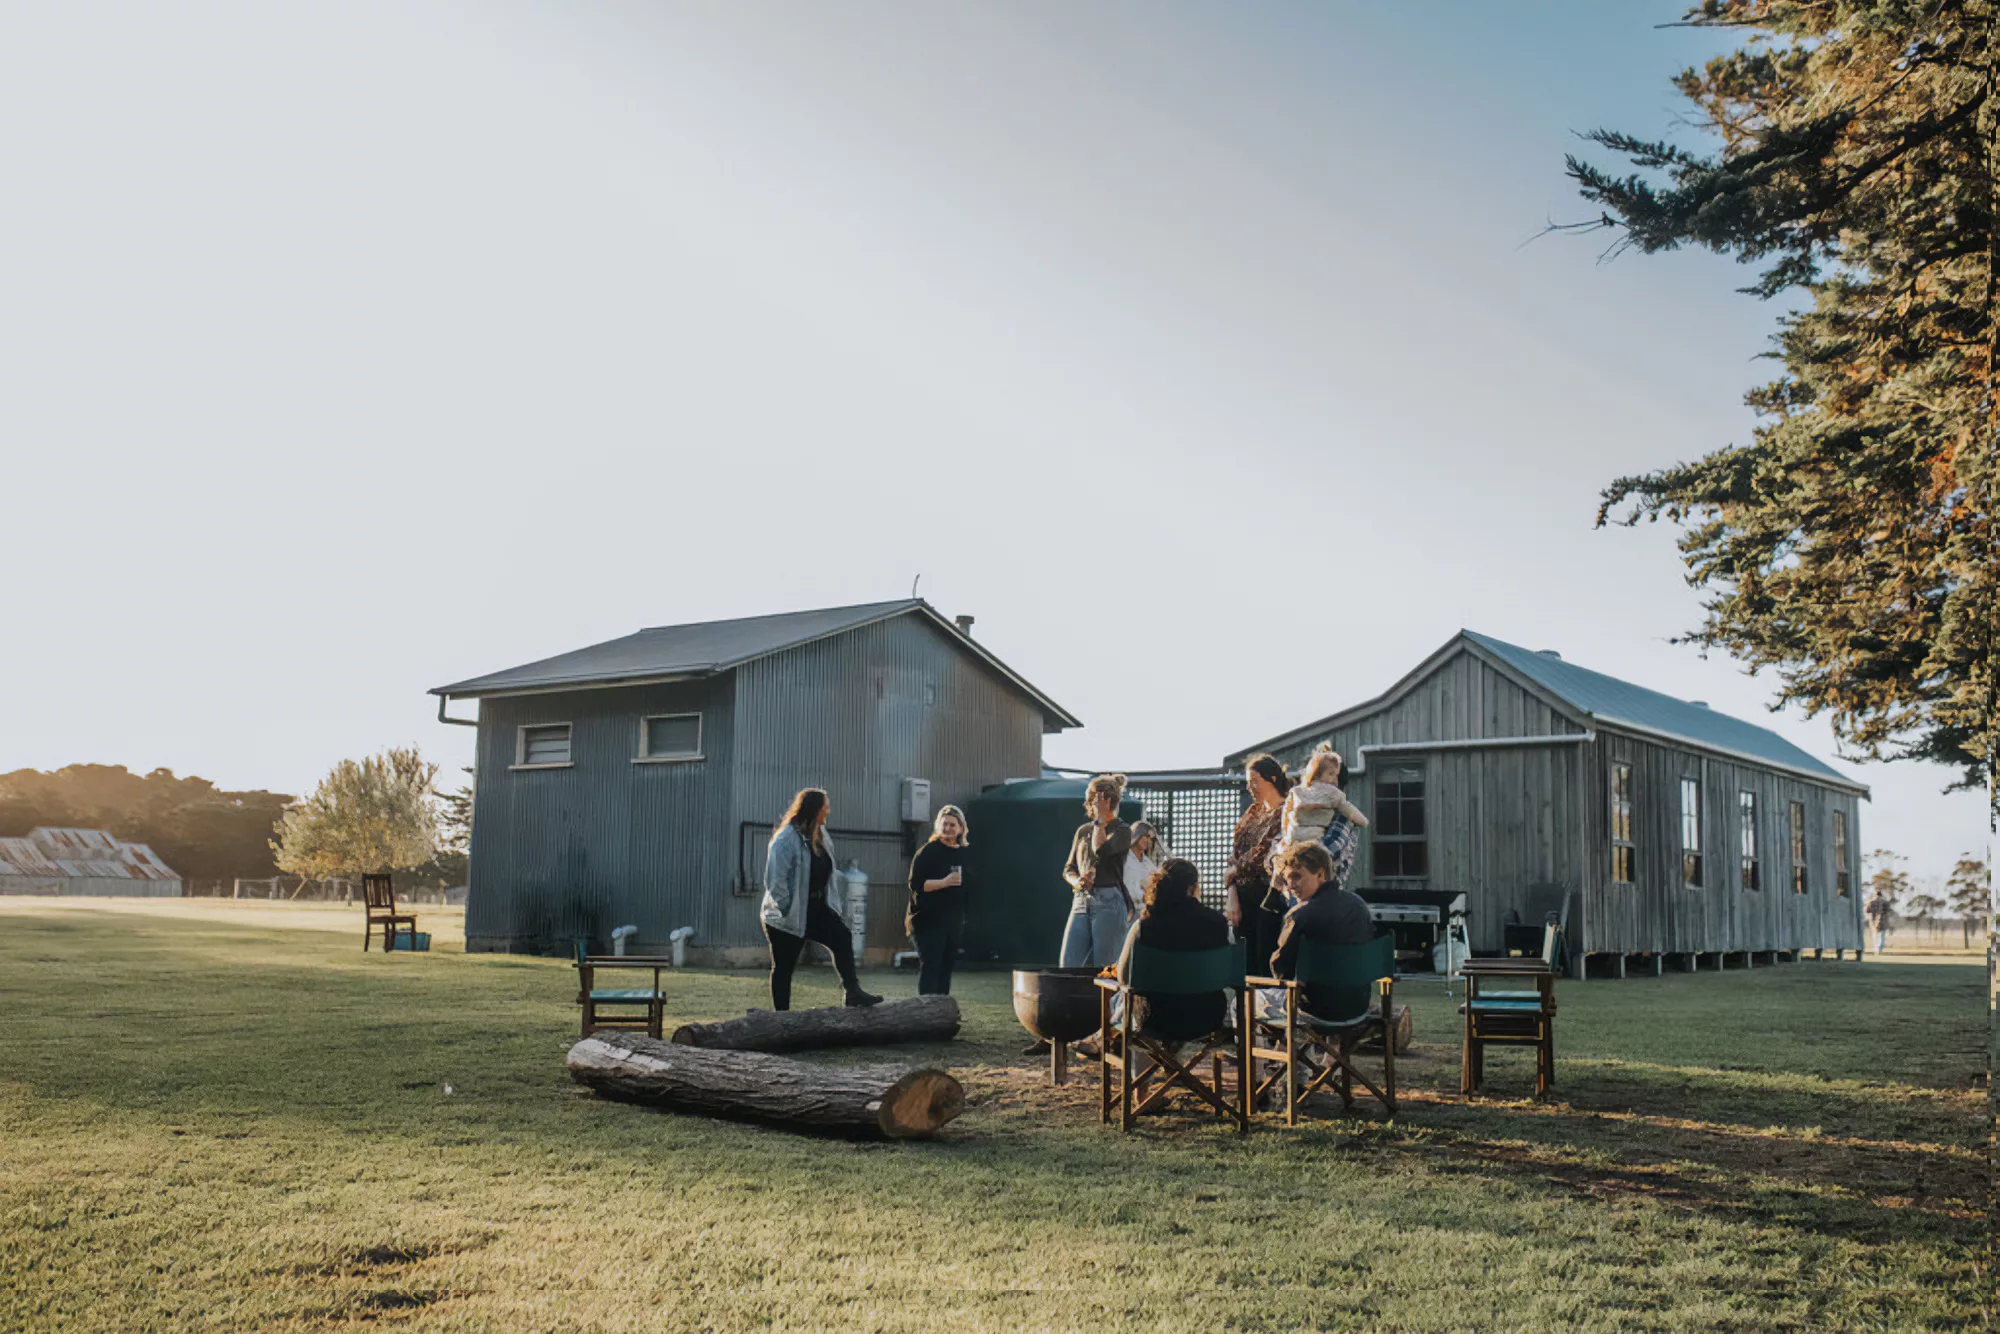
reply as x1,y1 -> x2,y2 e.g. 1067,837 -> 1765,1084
761,824 -> 845,937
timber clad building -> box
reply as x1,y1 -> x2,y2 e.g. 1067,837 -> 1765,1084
1227,631 -> 1868,967
433,600 -> 1078,959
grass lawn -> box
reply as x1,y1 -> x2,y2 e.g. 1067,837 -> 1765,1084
0,902 -> 1987,1332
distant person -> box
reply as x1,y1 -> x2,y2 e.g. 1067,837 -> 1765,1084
1226,754 -> 1290,976
1864,887 -> 1894,955
906,805 -> 970,996
760,788 -> 882,1011
1263,841 -> 1379,1021
1112,857 -> 1232,1044
1272,742 -> 1368,898
1123,821 -> 1167,927
1060,773 -> 1134,968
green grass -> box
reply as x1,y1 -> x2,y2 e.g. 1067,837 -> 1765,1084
0,905 -> 1987,1332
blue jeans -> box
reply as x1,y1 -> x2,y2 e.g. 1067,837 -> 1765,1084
1060,888 -> 1130,967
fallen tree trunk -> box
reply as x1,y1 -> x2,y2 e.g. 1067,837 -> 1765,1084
1356,1003 -> 1414,1056
670,994 -> 960,1052
566,1033 -> 965,1139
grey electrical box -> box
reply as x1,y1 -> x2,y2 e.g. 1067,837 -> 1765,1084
900,777 -> 932,823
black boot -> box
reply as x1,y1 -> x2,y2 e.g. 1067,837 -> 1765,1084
845,988 -> 884,1007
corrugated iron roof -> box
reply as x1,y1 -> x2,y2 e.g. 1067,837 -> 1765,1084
1463,631 -> 1861,788
431,598 -> 1081,729
0,828 -> 181,881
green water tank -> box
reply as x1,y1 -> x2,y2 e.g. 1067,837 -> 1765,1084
962,778 -> 1143,966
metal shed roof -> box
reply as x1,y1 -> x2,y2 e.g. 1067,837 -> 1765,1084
1231,630 -> 1866,793
1461,632 -> 1862,788
0,828 -> 181,881
431,598 -> 1082,730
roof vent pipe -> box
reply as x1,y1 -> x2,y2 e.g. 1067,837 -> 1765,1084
954,614 -> 975,637
1535,649 -> 1562,659
1689,701 -> 1709,708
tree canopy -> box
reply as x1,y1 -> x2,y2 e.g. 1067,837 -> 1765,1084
0,764 -> 293,884
1569,0 -> 1998,814
271,748 -> 440,882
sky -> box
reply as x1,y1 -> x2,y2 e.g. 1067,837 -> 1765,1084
1,2 -> 1987,888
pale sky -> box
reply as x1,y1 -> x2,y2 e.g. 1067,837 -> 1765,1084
2,2 -> 1986,886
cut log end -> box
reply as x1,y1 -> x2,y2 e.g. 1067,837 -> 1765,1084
879,1068 -> 966,1139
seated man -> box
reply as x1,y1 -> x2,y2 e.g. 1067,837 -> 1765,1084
1263,841 -> 1377,1021
1110,856 -> 1231,1044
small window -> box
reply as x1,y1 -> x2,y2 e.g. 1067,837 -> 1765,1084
1738,791 -> 1759,891
1373,765 -> 1428,879
1789,801 -> 1807,894
1833,810 -> 1851,896
639,713 -> 702,762
1610,763 -> 1635,884
517,723 -> 572,767
1679,776 -> 1703,887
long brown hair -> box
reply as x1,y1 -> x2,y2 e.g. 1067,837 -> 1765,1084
1243,753 -> 1293,800
776,788 -> 829,847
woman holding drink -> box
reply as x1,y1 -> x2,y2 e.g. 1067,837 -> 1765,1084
905,805 -> 971,996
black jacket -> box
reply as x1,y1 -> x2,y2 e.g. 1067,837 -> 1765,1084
1118,897 -> 1231,1042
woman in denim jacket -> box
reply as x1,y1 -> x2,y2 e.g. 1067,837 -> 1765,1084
760,788 -> 882,1011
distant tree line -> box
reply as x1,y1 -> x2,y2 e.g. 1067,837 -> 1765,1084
0,765 -> 293,885
0,753 -> 471,893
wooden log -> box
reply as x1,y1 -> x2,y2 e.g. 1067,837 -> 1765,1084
670,995 -> 960,1052
566,1032 -> 964,1139
1356,1003 -> 1414,1055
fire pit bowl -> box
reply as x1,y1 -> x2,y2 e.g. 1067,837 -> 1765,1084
1012,967 -> 1105,1085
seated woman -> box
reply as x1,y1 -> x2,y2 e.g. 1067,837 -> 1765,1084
1111,857 -> 1231,1044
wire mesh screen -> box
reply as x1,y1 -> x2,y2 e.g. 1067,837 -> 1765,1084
1126,782 -> 1247,911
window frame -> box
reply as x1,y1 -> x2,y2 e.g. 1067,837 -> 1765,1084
1609,762 -> 1635,885
635,712 -> 705,764
1371,763 -> 1429,881
1788,800 -> 1808,894
1679,775 -> 1703,888
1833,809 -> 1851,896
1738,790 -> 1760,891
513,722 -> 574,770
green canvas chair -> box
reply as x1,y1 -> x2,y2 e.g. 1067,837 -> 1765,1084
1096,942 -> 1251,1134
1248,934 -> 1398,1124
572,940 -> 671,1040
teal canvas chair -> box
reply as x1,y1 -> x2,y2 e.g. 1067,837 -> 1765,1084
1096,942 -> 1251,1134
1247,934 -> 1398,1124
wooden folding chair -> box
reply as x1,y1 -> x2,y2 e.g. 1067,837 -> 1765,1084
1458,960 -> 1557,1096
1247,934 -> 1398,1124
360,873 -> 418,952
572,941 -> 670,1039
1097,943 -> 1251,1134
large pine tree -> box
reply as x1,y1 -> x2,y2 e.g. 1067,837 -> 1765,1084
1570,0 -> 1997,814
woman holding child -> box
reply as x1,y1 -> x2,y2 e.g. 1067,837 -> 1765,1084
1225,754 -> 1290,976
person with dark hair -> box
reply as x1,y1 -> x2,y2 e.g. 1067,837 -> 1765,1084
1111,857 -> 1232,1043
1225,753 -> 1290,984
760,788 -> 882,1011
906,804 -> 970,996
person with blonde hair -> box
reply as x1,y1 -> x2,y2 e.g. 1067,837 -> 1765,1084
1060,773 -> 1133,968
905,804 -> 971,996
1274,742 -> 1368,897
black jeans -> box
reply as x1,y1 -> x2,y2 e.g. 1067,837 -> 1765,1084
1243,897 -> 1285,979
909,907 -> 966,996
765,898 -> 865,1010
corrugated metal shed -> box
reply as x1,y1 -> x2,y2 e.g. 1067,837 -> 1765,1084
0,828 -> 183,896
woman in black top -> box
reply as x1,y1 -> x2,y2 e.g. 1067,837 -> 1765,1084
1225,753 -> 1290,991
1116,858 -> 1231,1042
905,805 -> 970,996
